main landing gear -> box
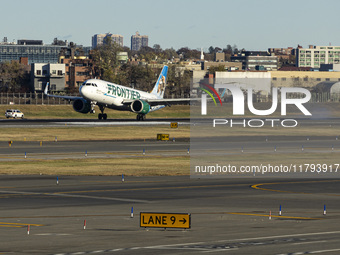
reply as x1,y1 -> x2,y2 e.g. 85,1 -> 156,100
98,105 -> 107,120
136,114 -> 146,121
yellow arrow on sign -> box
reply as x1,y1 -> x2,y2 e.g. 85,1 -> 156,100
140,212 -> 191,229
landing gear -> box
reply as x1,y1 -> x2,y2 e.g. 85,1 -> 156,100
98,105 -> 107,120
136,114 -> 146,121
98,113 -> 107,120
90,102 -> 96,114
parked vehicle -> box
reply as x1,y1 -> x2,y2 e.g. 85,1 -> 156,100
5,109 -> 24,119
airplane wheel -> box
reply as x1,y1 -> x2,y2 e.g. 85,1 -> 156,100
142,115 -> 146,121
136,115 -> 140,121
103,114 -> 107,120
98,113 -> 102,120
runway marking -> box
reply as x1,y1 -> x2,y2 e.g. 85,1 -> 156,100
0,213 -> 135,219
251,180 -> 340,196
226,212 -> 322,220
35,233 -> 72,236
277,248 -> 340,255
53,183 -> 250,195
292,240 -> 327,245
0,222 -> 44,228
191,211 -> 322,220
79,180 -> 177,184
51,230 -> 340,255
0,225 -> 22,228
49,193 -> 151,203
0,188 -> 150,203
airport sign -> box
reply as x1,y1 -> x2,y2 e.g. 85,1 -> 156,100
170,122 -> 178,128
140,212 -> 191,229
157,134 -> 169,141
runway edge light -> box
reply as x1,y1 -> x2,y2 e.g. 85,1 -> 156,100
279,205 -> 282,216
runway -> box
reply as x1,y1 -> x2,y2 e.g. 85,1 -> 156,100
0,176 -> 340,254
0,118 -> 191,128
0,117 -> 339,254
0,136 -> 338,163
1,117 -> 340,128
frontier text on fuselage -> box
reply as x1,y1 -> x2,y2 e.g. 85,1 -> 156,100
107,84 -> 141,100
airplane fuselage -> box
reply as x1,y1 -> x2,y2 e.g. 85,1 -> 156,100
80,79 -> 160,111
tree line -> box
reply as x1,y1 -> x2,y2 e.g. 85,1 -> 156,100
0,38 -> 242,94
90,38 -> 191,98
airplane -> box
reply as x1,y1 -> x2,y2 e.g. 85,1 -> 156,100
44,65 -> 189,120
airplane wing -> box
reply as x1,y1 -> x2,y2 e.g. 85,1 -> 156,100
44,83 -> 83,100
122,98 -> 192,106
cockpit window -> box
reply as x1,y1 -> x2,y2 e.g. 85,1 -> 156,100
85,83 -> 97,87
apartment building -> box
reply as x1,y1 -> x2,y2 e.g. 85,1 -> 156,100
296,45 -> 340,68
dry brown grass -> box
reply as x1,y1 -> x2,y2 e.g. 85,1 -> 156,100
0,105 -> 190,119
0,125 -> 190,142
0,156 -> 190,176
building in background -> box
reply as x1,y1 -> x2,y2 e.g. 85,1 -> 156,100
0,39 -> 90,64
92,33 -> 123,48
231,51 -> 278,70
201,61 -> 242,71
131,32 -> 148,51
30,63 -> 65,92
60,58 -> 93,89
59,43 -> 93,89
296,45 -> 340,68
215,52 -> 225,62
0,41 -> 64,64
268,47 -> 294,56
117,52 -> 128,64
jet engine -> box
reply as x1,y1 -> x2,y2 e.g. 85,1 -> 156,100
131,100 -> 150,114
73,98 -> 91,113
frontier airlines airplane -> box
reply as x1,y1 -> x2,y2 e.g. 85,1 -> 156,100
44,65 -> 189,120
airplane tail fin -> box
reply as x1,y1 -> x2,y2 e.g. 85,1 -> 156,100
44,82 -> 50,95
151,65 -> 168,98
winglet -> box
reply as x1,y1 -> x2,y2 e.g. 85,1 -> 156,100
151,65 -> 168,98
44,82 -> 50,95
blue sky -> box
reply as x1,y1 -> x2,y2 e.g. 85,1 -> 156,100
1,0 -> 340,51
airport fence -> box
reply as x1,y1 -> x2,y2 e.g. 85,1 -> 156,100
0,92 -> 78,105
0,92 -> 340,105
